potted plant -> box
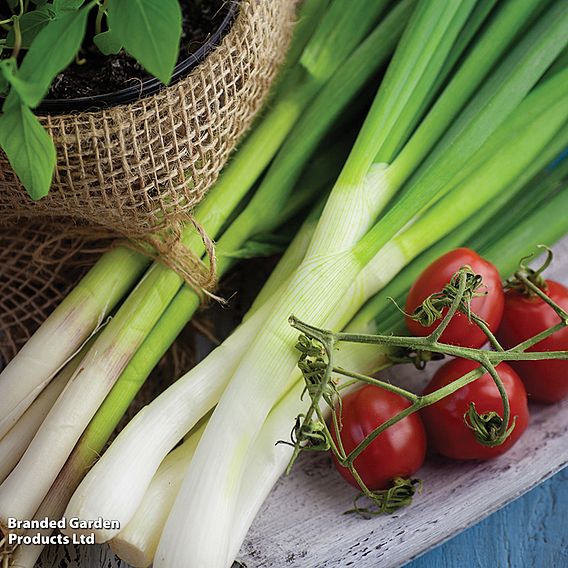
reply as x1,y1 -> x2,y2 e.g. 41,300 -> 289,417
0,0 -> 296,236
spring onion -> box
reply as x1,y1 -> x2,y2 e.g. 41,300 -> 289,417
0,352 -> 83,484
0,247 -> 148,439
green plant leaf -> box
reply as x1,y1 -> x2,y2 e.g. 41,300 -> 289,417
94,29 -> 122,55
0,60 -> 44,107
15,5 -> 91,107
108,0 -> 182,85
0,100 -> 56,200
32,0 -> 49,6
7,0 -> 19,10
5,8 -> 55,49
53,0 -> 85,12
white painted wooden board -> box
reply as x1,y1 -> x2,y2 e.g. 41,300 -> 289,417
36,238 -> 568,567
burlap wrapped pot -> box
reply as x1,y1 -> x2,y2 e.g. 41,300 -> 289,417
0,0 -> 297,237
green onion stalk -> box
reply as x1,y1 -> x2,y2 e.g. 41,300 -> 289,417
220,149 -> 568,568
0,349 -> 86,484
0,247 -> 149,439
2,15 -> 405,553
109,423 -> 207,568
9,236 -> 317,568
353,149 -> 568,336
0,0 -> 491,536
0,0 -> 404,530
108,154 -> 568,568
0,130 -> 340,541
46,119 -> 566,568
59,3 -> 568,567
63,0 -> 482,543
248,199 -> 327,315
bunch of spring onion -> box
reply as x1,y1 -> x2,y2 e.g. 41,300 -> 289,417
102,150 -> 568,568
0,0 -> 413,564
44,1 -> 567,567
104,157 -> 568,568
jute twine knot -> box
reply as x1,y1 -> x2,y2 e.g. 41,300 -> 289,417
23,217 -> 218,298
131,218 -> 222,302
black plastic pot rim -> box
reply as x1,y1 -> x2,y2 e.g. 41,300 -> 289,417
36,0 -> 239,114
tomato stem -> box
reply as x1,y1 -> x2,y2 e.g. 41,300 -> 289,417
345,477 -> 421,518
427,268 -> 473,343
508,245 -> 554,295
475,354 -> 512,445
470,312 -> 504,351
332,366 -> 419,403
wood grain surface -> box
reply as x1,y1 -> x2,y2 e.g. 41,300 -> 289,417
35,239 -> 568,567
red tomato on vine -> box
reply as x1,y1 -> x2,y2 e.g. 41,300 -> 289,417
497,279 -> 568,404
405,248 -> 504,348
421,358 -> 529,460
330,385 -> 426,490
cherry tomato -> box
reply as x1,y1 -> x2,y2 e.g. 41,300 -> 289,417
405,248 -> 504,348
421,358 -> 529,460
496,280 -> 568,404
330,385 -> 426,490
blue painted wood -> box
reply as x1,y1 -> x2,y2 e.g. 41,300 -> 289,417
407,468 -> 568,568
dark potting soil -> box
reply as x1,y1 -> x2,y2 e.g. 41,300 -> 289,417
47,0 -> 231,100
